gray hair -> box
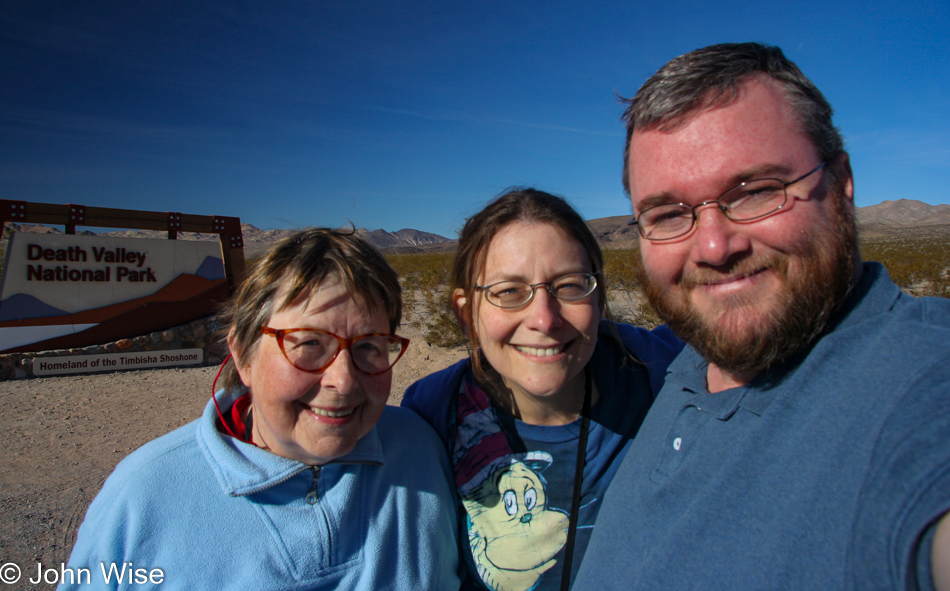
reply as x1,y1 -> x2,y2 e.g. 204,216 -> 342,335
621,42 -> 843,194
218,227 -> 402,393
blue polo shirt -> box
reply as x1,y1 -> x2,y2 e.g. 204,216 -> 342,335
575,263 -> 950,590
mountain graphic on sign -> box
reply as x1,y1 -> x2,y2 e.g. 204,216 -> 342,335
0,273 -> 230,354
0,294 -> 68,322
196,256 -> 226,280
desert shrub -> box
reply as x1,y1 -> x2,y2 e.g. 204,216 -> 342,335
603,247 -> 664,328
386,252 -> 466,347
861,236 -> 950,299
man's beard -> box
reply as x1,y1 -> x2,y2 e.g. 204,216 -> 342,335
643,188 -> 858,377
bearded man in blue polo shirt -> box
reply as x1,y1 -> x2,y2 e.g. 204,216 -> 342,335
575,42 -> 950,590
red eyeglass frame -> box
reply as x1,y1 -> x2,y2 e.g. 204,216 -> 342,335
260,326 -> 410,375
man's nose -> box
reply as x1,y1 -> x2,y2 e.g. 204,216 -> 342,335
690,204 -> 750,267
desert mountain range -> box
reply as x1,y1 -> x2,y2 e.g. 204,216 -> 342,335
5,198 -> 949,256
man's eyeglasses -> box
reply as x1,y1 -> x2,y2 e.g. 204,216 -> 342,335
628,162 -> 828,242
261,327 -> 409,375
476,272 -> 598,308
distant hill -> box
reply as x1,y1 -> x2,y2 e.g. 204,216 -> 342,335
585,215 -> 639,245
856,199 -> 950,226
356,228 -> 455,252
4,199 -> 948,254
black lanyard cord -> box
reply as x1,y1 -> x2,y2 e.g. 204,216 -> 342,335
559,365 -> 592,591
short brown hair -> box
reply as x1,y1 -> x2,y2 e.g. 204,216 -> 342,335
218,227 -> 402,392
452,188 -> 607,382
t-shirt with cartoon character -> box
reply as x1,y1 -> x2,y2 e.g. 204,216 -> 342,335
453,371 -> 650,591
402,322 -> 683,591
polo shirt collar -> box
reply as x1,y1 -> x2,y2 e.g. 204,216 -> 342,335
668,347 -> 748,420
666,262 -> 894,419
824,262 -> 900,333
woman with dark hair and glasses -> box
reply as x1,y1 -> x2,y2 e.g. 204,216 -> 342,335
402,188 -> 683,591
61,228 -> 460,591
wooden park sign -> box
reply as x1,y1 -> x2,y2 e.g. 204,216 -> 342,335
0,200 -> 245,354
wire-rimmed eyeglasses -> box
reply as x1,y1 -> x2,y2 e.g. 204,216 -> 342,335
475,272 -> 598,308
261,327 -> 409,375
628,162 -> 828,241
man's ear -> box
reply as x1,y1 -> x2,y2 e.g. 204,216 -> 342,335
832,151 -> 855,205
227,329 -> 251,387
452,288 -> 471,337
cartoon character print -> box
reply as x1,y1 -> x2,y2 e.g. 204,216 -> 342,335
454,380 -> 574,591
462,453 -> 568,591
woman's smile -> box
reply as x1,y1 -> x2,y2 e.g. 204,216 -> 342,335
513,341 -> 569,358
470,221 -> 599,421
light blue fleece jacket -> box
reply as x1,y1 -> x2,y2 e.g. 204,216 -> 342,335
59,388 -> 461,591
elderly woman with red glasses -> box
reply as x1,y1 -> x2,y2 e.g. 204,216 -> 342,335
61,229 -> 460,591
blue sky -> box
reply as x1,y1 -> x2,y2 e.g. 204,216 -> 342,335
2,1 -> 948,238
